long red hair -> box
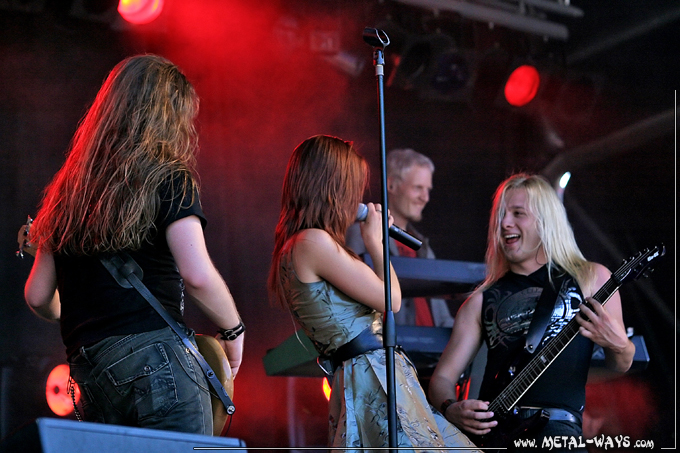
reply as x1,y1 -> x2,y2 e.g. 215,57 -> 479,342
268,135 -> 368,306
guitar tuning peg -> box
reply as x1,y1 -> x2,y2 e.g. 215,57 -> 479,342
642,268 -> 656,278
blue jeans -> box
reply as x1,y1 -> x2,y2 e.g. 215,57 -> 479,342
69,326 -> 212,435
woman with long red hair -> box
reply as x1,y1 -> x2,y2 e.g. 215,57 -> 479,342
269,135 -> 479,450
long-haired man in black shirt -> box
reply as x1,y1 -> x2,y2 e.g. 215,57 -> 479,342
429,173 -> 635,451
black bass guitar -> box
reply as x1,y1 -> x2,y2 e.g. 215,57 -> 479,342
470,245 -> 665,448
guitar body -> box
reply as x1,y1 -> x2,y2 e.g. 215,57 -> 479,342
195,334 -> 234,436
470,409 -> 549,448
478,346 -> 531,403
473,349 -> 550,447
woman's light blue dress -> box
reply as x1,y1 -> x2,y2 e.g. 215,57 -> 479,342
280,250 -> 481,452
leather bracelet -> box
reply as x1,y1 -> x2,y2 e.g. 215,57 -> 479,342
217,321 -> 245,341
440,398 -> 456,414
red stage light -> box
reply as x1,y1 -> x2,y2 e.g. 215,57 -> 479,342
504,65 -> 540,107
45,364 -> 80,416
118,0 -> 164,25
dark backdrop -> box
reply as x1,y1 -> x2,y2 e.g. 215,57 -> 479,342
1,0 -> 676,449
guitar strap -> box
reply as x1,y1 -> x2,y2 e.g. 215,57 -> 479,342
524,271 -> 568,354
99,252 -> 235,415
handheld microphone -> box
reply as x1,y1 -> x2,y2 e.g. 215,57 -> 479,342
356,203 -> 422,251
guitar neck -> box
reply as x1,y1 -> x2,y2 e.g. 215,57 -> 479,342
489,277 -> 621,414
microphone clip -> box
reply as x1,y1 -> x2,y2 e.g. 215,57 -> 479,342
363,27 -> 390,49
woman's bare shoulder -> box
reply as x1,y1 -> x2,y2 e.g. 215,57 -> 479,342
295,228 -> 339,252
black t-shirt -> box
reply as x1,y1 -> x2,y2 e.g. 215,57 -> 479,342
56,175 -> 206,358
479,265 -> 594,416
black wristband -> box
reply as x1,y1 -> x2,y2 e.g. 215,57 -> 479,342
440,398 -> 456,414
217,321 -> 245,341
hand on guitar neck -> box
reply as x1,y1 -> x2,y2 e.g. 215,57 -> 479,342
576,295 -> 636,373
16,216 -> 35,258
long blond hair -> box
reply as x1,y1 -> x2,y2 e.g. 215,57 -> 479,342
268,135 -> 368,306
31,54 -> 199,255
482,173 -> 595,293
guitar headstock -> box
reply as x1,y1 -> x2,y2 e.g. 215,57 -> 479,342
614,244 -> 665,285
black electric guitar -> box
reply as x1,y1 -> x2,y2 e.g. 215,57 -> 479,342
470,245 -> 665,448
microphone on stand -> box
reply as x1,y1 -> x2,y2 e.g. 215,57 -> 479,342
356,203 -> 422,251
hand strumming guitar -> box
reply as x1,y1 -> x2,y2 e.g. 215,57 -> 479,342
216,333 -> 244,378
443,399 -> 498,436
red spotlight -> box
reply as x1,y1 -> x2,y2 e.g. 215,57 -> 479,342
504,65 -> 540,107
45,364 -> 80,416
118,0 -> 164,25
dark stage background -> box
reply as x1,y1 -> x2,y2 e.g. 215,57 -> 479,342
1,0 -> 676,450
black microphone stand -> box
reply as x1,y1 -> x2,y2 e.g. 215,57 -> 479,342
363,27 -> 398,452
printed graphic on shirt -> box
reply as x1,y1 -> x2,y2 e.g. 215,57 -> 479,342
541,282 -> 583,347
483,279 -> 583,351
